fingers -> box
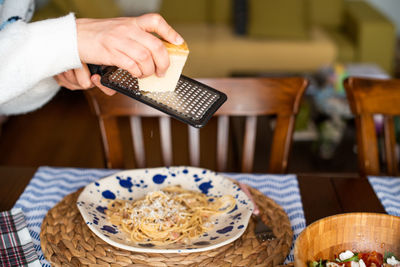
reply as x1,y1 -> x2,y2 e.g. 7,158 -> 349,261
114,38 -> 164,78
110,49 -> 143,78
55,71 -> 116,96
54,65 -> 94,91
134,14 -> 184,77
74,64 -> 94,89
91,75 -> 116,96
136,13 -> 184,45
63,70 -> 80,89
129,31 -> 170,77
54,71 -> 80,90
117,40 -> 154,77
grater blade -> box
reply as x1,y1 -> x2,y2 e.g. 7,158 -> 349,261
97,66 -> 227,128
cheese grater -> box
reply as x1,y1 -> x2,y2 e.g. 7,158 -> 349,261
88,64 -> 227,128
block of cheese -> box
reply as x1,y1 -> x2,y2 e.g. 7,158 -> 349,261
138,40 -> 189,92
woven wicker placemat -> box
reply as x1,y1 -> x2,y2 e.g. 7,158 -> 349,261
40,186 -> 293,267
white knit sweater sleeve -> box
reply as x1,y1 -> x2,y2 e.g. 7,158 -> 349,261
0,13 -> 82,115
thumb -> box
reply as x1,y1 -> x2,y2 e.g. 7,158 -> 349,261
91,75 -> 117,96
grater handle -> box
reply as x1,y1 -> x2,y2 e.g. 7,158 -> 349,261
88,64 -> 103,76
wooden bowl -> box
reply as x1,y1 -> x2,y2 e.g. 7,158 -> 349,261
294,213 -> 400,267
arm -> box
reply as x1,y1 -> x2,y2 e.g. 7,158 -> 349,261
0,13 -> 81,114
0,12 -> 184,114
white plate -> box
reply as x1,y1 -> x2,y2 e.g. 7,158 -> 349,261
77,166 -> 254,253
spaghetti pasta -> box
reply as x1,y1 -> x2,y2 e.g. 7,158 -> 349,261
106,185 -> 236,245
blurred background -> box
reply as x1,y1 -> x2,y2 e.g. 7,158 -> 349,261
1,0 -> 399,173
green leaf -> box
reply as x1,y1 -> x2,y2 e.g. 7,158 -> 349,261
384,251 -> 398,262
308,259 -> 326,267
338,253 -> 359,262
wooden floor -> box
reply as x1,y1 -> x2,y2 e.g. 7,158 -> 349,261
0,88 -> 358,173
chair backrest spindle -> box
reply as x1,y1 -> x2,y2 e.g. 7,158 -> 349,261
242,116 -> 257,173
159,117 -> 173,166
100,116 -> 124,169
188,126 -> 200,167
130,116 -> 146,168
383,115 -> 398,175
217,115 -> 229,172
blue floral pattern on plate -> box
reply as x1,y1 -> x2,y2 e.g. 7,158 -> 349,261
77,166 -> 254,253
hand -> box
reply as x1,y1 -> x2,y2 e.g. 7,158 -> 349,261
54,63 -> 116,95
76,13 -> 184,78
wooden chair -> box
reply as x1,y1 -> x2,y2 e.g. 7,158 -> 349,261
85,77 -> 308,173
344,77 -> 400,176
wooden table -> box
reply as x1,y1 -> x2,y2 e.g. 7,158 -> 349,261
297,173 -> 385,224
0,166 -> 386,225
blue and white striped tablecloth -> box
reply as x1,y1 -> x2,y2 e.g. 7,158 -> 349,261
14,167 -> 306,266
368,176 -> 400,217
